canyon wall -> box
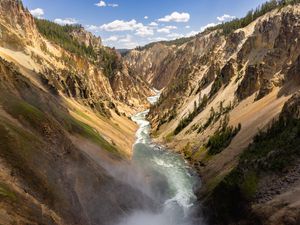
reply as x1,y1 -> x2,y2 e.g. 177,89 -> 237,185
126,3 -> 300,225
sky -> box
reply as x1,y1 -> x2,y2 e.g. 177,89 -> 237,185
23,0 -> 268,49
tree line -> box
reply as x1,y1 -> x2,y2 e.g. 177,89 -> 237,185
35,19 -> 96,58
207,0 -> 300,35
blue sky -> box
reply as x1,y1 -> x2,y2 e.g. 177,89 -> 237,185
23,0 -> 268,49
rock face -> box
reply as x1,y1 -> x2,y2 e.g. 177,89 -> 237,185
125,43 -> 177,89
236,65 -> 262,100
126,3 -> 300,225
0,58 -> 155,225
0,0 -> 151,115
0,1 -> 154,224
70,27 -> 102,50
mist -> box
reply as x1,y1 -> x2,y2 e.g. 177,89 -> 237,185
81,91 -> 205,225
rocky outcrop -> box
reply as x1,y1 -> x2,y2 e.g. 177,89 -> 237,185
220,59 -> 236,85
70,27 -> 102,50
237,65 -> 262,100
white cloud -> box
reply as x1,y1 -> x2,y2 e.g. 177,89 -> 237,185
148,37 -> 168,42
157,25 -> 177,34
100,19 -> 143,31
167,33 -> 184,39
217,14 -> 236,22
30,8 -> 44,18
119,35 -> 138,48
99,19 -> 153,37
144,16 -> 149,19
200,22 -> 219,32
158,12 -> 190,23
185,30 -> 199,37
104,35 -> 119,42
149,22 -> 158,26
119,35 -> 132,43
108,3 -> 119,7
135,26 -> 154,37
102,34 -> 137,49
95,1 -> 106,7
185,25 -> 191,29
86,25 -> 100,32
188,14 -> 235,34
95,1 -> 118,7
54,18 -> 78,25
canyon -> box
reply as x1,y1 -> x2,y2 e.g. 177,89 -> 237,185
0,0 -> 300,225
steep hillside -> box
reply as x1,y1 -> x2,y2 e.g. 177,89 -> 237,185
0,0 -> 152,154
0,0 -> 154,224
126,1 -> 300,224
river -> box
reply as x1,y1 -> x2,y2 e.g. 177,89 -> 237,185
114,90 -> 204,225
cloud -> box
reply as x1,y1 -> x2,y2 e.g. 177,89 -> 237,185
100,19 -> 143,31
30,8 -> 44,18
144,16 -> 149,19
54,18 -> 78,25
149,22 -> 158,26
185,25 -> 191,29
99,19 -> 153,37
108,3 -> 119,7
95,1 -> 118,7
157,25 -> 177,34
148,37 -> 168,42
158,12 -> 190,23
200,22 -> 219,31
95,1 -> 106,7
217,14 -> 236,22
86,25 -> 100,32
102,34 -> 138,49
118,35 -> 138,48
135,26 -> 154,37
185,30 -> 199,37
167,33 -> 184,39
104,35 -> 119,42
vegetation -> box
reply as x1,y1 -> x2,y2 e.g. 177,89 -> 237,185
35,19 -> 96,57
206,0 -> 300,36
240,116 -> 300,171
0,183 -> 17,201
209,77 -> 222,97
198,101 -> 234,133
207,112 -> 300,225
3,97 -> 48,132
1,96 -> 120,156
0,119 -> 56,206
206,115 -> 241,155
51,108 -> 121,156
174,94 -> 208,135
98,48 -> 122,81
136,36 -> 195,51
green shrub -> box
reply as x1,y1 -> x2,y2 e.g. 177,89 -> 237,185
207,123 -> 241,155
174,94 -> 208,135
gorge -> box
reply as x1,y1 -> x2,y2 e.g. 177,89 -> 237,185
0,0 -> 300,225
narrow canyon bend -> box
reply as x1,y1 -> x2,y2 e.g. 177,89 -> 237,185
0,0 -> 300,225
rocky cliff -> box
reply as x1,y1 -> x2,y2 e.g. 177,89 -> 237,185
0,0 -> 154,224
126,2 -> 300,224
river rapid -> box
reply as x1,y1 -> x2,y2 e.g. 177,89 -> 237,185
114,90 -> 204,225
